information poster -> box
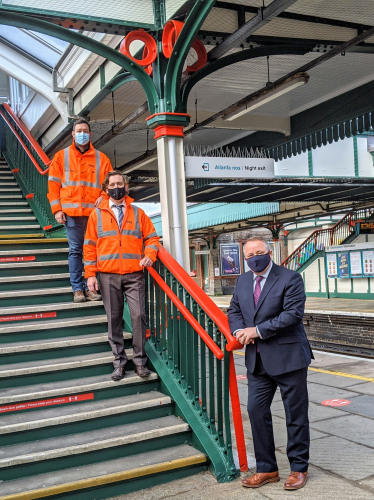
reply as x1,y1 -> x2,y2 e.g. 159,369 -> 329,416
363,250 -> 374,276
220,243 -> 241,276
349,251 -> 363,277
338,252 -> 349,278
326,253 -> 337,277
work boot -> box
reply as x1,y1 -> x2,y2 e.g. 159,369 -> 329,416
85,290 -> 102,301
73,290 -> 86,303
134,365 -> 150,378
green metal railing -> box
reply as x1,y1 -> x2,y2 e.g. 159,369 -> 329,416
145,246 -> 247,482
0,104 -> 63,235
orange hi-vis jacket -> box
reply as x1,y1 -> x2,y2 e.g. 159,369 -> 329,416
47,142 -> 112,217
84,196 -> 160,278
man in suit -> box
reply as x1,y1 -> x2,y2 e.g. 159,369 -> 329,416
228,236 -> 312,491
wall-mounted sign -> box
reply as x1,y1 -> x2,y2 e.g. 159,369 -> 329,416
185,156 -> 274,179
338,252 -> 349,278
363,250 -> 374,276
349,251 -> 363,277
220,243 -> 241,276
326,253 -> 338,277
195,250 -> 210,255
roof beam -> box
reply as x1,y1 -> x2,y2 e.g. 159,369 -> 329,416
208,0 -> 299,60
93,102 -> 148,149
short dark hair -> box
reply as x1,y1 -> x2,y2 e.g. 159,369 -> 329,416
244,236 -> 271,252
102,170 -> 130,191
73,118 -> 91,132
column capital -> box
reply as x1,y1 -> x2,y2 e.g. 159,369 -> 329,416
146,112 -> 190,129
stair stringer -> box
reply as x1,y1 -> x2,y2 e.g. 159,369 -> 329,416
146,340 -> 239,484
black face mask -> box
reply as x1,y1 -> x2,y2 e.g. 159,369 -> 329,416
107,187 -> 127,200
246,252 -> 271,273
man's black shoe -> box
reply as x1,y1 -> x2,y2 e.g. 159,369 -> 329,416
134,365 -> 150,378
111,367 -> 125,381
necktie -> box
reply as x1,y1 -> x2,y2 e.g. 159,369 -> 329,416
254,276 -> 263,353
115,205 -> 123,228
254,275 -> 263,307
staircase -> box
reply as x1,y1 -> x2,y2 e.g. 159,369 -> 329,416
0,157 -> 209,500
282,208 -> 374,271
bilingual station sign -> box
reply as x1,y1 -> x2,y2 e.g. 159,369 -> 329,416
185,156 -> 275,179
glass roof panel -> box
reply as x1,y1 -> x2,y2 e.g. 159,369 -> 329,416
0,26 -> 67,67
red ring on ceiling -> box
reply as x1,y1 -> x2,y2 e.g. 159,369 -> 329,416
187,39 -> 207,73
120,29 -> 157,67
162,20 -> 184,58
142,45 -> 153,76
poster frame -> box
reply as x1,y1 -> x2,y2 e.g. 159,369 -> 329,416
220,243 -> 241,277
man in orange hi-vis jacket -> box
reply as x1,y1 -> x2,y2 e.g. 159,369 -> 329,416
47,118 -> 112,303
84,170 -> 160,381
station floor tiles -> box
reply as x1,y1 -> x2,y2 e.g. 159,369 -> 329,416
211,295 -> 374,314
113,350 -> 374,499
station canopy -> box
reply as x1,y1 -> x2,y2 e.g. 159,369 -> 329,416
1,0 -> 374,225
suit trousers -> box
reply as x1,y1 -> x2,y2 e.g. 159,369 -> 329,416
99,271 -> 147,369
247,353 -> 310,473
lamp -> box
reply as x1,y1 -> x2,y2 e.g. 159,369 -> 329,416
223,72 -> 310,122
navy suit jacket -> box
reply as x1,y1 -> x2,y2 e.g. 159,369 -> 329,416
228,263 -> 313,376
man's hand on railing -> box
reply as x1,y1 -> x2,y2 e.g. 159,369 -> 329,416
87,276 -> 99,292
140,257 -> 153,268
55,211 -> 66,225
94,196 -> 104,208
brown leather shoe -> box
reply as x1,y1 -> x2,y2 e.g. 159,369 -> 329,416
242,471 -> 280,488
284,471 -> 308,490
134,365 -> 150,378
85,290 -> 102,301
111,367 -> 125,381
73,290 -> 86,303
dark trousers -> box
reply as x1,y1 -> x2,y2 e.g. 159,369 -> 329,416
247,353 -> 310,473
65,215 -> 89,292
99,271 -> 147,368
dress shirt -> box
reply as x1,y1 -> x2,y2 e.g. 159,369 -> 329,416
110,200 -> 125,227
234,260 -> 273,340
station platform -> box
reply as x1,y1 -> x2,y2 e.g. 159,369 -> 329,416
114,350 -> 374,500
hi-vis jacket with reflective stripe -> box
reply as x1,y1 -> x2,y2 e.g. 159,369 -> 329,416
84,196 -> 160,278
47,143 -> 112,217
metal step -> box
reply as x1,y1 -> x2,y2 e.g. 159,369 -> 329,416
0,332 -> 131,355
0,259 -> 68,269
0,216 -> 36,221
0,234 -> 44,240
0,209 -> 32,213
0,202 -> 28,206
0,371 -> 158,405
0,391 -> 170,435
0,195 -> 23,199
0,225 -> 41,230
0,416 -> 189,470
0,286 -> 71,298
0,350 -> 124,378
0,272 -> 70,283
0,315 -> 108,334
0,445 -> 205,500
0,248 -> 68,256
0,300 -> 103,316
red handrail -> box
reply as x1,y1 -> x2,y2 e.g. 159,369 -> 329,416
147,266 -> 224,359
3,103 -> 51,167
158,245 -> 243,352
0,110 -> 49,176
156,246 -> 248,471
281,212 -> 352,267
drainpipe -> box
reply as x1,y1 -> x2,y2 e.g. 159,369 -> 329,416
52,42 -> 77,118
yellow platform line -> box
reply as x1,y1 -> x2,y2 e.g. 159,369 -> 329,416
233,351 -> 374,383
0,454 -> 207,500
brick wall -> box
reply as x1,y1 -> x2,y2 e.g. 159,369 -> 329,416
304,312 -> 374,349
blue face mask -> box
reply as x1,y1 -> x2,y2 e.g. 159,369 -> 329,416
75,132 -> 90,145
246,252 -> 271,273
